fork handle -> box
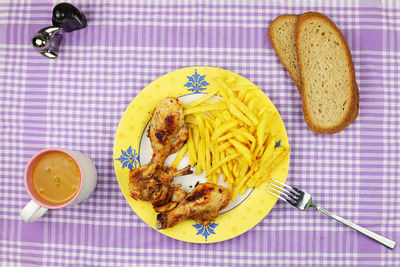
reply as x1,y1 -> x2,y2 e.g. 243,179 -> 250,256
313,205 -> 396,249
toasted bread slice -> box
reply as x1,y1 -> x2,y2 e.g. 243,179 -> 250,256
295,12 -> 359,134
268,15 -> 301,91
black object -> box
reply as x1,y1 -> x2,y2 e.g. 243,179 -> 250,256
32,2 -> 87,58
52,2 -> 87,32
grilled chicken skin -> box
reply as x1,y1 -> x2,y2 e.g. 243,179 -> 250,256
148,97 -> 189,164
156,182 -> 230,229
129,164 -> 192,212
130,97 -> 232,227
129,97 -> 191,212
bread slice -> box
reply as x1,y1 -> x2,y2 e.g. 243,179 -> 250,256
295,12 -> 359,134
268,15 -> 301,91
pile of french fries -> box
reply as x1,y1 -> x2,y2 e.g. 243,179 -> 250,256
172,72 -> 290,199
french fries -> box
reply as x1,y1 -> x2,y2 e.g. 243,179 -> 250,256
171,143 -> 188,169
173,72 -> 289,199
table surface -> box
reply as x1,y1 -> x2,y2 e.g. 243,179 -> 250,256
1,0 -> 399,266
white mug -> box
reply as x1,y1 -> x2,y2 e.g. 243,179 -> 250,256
20,148 -> 98,222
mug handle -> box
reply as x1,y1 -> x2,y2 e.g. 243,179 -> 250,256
20,200 -> 48,222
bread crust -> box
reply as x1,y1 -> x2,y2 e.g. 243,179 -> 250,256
268,14 -> 301,91
295,12 -> 359,134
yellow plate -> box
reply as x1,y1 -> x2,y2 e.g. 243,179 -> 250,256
113,66 -> 289,243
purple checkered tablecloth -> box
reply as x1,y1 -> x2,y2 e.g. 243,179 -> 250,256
1,0 -> 399,266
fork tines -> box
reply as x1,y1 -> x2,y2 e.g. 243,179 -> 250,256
267,178 -> 300,205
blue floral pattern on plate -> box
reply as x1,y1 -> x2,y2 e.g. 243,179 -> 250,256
116,146 -> 139,170
275,140 -> 281,148
184,69 -> 209,93
193,222 -> 218,241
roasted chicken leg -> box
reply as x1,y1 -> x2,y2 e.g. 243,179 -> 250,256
129,163 -> 192,212
129,97 -> 191,212
148,97 -> 188,164
156,182 -> 230,229
129,97 -> 232,228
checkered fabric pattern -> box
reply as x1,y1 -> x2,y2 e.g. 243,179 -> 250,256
1,0 -> 399,266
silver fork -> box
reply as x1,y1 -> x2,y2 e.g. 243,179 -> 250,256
267,178 -> 396,249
